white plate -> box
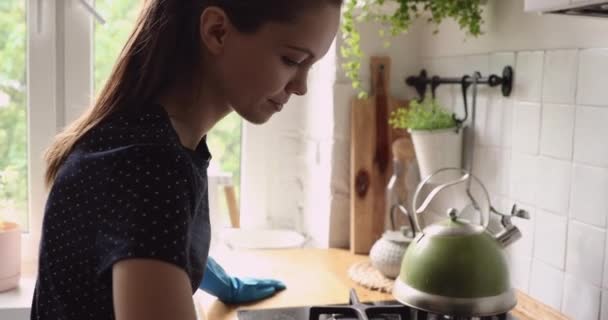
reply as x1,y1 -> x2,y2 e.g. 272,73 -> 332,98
220,228 -> 307,249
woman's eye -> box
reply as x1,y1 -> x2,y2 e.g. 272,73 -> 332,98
282,57 -> 299,67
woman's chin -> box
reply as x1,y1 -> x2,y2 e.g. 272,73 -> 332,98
246,113 -> 273,125
237,107 -> 275,125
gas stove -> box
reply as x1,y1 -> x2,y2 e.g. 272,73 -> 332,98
237,289 -> 517,320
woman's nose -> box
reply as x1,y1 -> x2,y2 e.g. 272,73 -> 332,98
286,72 -> 308,96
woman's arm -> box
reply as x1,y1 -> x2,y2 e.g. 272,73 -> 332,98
113,259 -> 198,320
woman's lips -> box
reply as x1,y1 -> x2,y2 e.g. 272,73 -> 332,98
268,99 -> 284,112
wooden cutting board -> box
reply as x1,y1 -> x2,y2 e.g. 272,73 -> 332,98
350,56 -> 411,254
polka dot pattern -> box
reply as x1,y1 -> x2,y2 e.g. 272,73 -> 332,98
31,104 -> 212,320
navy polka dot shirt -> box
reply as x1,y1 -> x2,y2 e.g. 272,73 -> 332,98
31,103 -> 212,320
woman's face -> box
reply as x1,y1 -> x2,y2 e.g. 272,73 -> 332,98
207,4 -> 341,124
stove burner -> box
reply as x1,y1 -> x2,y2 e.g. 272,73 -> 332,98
310,289 -> 409,320
309,289 -> 508,320
236,288 -> 514,320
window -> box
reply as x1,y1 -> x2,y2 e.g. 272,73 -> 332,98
93,0 -> 140,93
0,1 -> 28,231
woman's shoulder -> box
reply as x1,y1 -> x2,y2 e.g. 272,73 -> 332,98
55,138 -> 194,201
58,104 -> 193,181
80,104 -> 180,151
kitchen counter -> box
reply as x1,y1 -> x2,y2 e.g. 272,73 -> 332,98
194,248 -> 569,320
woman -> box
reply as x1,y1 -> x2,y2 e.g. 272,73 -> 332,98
31,1 -> 342,319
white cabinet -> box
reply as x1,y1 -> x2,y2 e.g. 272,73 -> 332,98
525,0 -> 608,13
525,0 -> 570,11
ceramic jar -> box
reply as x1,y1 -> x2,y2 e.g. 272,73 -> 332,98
0,221 -> 21,292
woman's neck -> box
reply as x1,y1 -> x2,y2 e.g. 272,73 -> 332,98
158,77 -> 232,150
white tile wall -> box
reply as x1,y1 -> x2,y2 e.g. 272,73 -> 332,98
514,51 -> 544,103
501,99 -> 514,149
604,231 -> 608,288
574,106 -> 608,168
414,49 -> 608,317
464,54 -> 490,76
472,146 -> 502,195
509,152 -> 538,205
483,93 -> 505,148
530,260 -> 564,311
489,52 -> 516,76
562,274 -> 601,320
570,164 -> 608,228
501,151 -> 511,197
566,221 -> 605,287
540,104 -> 575,160
542,50 -> 578,105
508,254 -> 532,294
512,101 -> 541,155
536,157 -> 571,215
577,49 -> 608,107
602,291 -> 608,320
472,95 -> 489,145
534,209 -> 567,269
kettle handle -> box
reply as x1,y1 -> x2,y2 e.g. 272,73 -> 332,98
411,167 -> 492,233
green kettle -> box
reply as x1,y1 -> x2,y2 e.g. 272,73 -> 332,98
392,168 -> 530,317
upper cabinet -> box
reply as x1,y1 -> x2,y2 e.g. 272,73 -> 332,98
525,0 -> 570,11
525,0 -> 608,17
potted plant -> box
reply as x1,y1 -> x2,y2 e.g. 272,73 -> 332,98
340,0 -> 485,97
389,95 -> 462,182
0,172 -> 21,292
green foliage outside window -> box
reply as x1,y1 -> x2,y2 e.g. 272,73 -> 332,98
0,0 -> 28,228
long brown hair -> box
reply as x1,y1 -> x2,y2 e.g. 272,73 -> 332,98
44,0 -> 343,187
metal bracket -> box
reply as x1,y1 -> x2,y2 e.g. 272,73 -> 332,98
78,0 -> 107,25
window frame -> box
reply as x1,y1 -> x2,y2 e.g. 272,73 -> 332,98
22,0 -> 95,263
21,0 -> 62,263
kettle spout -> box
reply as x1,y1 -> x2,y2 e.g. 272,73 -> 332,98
496,224 -> 522,248
493,205 -> 530,248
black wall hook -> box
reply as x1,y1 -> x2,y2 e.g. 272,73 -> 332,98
453,75 -> 471,125
405,69 -> 429,101
404,66 -> 514,99
431,76 -> 441,99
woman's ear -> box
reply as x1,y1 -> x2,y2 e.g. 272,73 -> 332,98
199,6 -> 231,55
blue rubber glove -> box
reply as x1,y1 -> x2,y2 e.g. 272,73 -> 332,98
199,256 -> 286,303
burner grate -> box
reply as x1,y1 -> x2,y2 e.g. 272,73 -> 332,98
309,289 -> 410,320
236,289 -> 514,320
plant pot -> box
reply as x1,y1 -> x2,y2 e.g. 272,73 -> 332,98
0,221 -> 21,292
408,127 -> 463,184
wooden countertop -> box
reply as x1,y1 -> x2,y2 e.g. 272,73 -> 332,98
194,248 -> 569,320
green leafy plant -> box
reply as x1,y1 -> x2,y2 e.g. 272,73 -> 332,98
340,0 -> 485,98
389,95 -> 457,130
